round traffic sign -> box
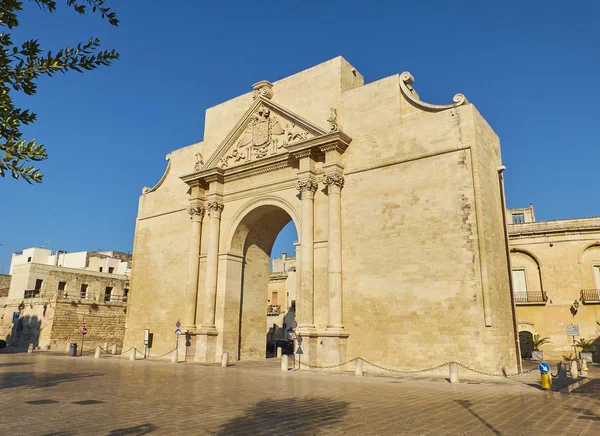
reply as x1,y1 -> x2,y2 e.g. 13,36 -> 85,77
175,328 -> 182,335
176,321 -> 181,328
538,362 -> 550,374
291,320 -> 298,329
81,327 -> 88,336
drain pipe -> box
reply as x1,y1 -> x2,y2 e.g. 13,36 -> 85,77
498,165 -> 522,373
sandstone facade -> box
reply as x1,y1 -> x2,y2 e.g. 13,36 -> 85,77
507,208 -> 600,360
123,57 -> 519,373
0,249 -> 130,350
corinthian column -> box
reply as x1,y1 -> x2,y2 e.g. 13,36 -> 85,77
201,201 -> 224,329
183,201 -> 204,328
323,173 -> 345,331
296,179 -> 318,330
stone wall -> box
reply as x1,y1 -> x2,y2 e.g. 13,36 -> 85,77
48,301 -> 127,350
0,274 -> 10,297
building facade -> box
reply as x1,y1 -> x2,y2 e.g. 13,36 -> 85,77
266,253 -> 296,342
507,207 -> 600,360
0,248 -> 131,350
123,57 -> 519,373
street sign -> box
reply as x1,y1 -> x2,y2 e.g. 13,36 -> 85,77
567,325 -> 579,337
297,334 -> 303,345
291,320 -> 298,329
289,332 -> 298,340
176,321 -> 181,328
81,327 -> 88,335
538,362 -> 550,374
12,312 -> 19,320
296,345 -> 304,355
175,328 -> 181,335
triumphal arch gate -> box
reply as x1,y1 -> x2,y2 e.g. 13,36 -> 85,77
123,57 -> 520,374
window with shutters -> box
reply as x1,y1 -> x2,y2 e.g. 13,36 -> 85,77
512,269 -> 527,302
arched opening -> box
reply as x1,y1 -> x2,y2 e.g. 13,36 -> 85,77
266,221 -> 298,358
518,331 -> 533,359
227,204 -> 298,361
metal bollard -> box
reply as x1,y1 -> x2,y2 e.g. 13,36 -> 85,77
130,347 -> 136,361
221,352 -> 229,367
355,358 -> 363,376
111,344 -> 117,355
281,354 -> 289,372
171,349 -> 178,364
541,373 -> 552,390
27,343 -> 34,354
449,362 -> 459,384
94,346 -> 101,359
277,346 -> 282,358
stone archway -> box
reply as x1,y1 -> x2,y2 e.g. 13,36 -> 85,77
227,203 -> 298,360
179,83 -> 351,364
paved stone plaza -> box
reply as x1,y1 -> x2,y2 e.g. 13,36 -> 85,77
0,353 -> 599,435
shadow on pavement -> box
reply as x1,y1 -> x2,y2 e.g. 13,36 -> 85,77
455,400 -> 501,435
0,371 -> 103,389
0,362 -> 32,368
217,397 -> 350,435
107,424 -> 158,435
567,407 -> 600,421
570,378 -> 600,397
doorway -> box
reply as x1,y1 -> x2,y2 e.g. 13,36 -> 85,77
519,331 -> 533,359
227,203 -> 299,361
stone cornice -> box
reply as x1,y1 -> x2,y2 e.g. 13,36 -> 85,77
508,217 -> 600,238
285,131 -> 352,157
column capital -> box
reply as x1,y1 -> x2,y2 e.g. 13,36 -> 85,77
187,201 -> 205,220
296,179 -> 318,200
322,173 -> 345,189
206,201 -> 224,218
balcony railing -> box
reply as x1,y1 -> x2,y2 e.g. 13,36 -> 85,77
104,294 -> 127,303
581,289 -> 600,304
514,291 -> 548,305
23,289 -> 41,299
59,292 -> 127,304
267,305 -> 281,316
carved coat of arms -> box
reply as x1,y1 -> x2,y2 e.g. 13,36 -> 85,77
219,105 -> 311,168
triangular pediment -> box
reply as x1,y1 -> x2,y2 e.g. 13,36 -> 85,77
204,97 -> 328,170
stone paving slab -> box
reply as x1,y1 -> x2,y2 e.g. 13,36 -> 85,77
0,353 -> 599,435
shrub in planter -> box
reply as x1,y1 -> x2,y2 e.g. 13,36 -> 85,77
576,338 -> 594,362
528,334 -> 551,361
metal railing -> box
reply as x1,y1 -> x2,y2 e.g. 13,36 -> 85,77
267,305 -> 281,315
23,289 -> 41,299
581,289 -> 600,304
104,294 -> 127,303
514,291 -> 547,304
58,292 -> 127,304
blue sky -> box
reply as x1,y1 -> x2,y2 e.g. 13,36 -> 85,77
1,0 -> 599,273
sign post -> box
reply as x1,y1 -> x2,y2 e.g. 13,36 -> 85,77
175,321 -> 182,358
567,324 -> 580,361
80,321 -> 88,356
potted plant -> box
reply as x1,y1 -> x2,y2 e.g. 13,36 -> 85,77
576,338 -> 594,363
528,334 -> 551,360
